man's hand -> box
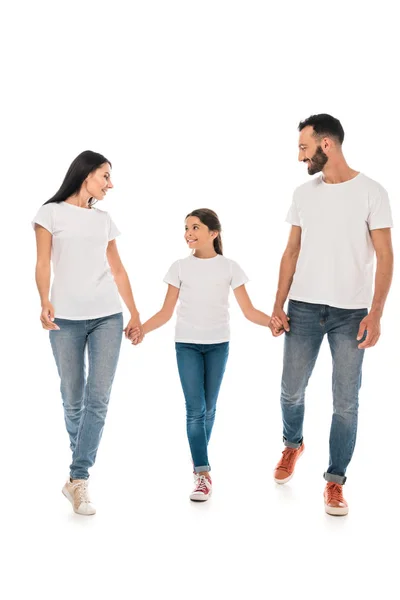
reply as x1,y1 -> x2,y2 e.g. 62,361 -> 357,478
357,313 -> 381,349
271,303 -> 290,332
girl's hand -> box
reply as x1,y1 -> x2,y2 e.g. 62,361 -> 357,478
269,315 -> 288,337
129,327 -> 144,345
40,302 -> 60,330
124,316 -> 144,343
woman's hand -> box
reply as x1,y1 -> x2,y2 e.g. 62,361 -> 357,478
40,302 -> 60,330
129,327 -> 144,345
124,315 -> 144,344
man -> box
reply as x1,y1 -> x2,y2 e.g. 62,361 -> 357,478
271,114 -> 393,515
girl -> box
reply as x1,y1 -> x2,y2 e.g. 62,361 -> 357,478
129,209 -> 282,501
33,150 -> 143,516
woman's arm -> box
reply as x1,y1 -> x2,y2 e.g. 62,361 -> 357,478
129,285 -> 180,342
35,225 -> 59,330
106,239 -> 142,338
234,284 -> 271,327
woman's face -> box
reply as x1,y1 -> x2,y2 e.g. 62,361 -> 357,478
86,163 -> 113,200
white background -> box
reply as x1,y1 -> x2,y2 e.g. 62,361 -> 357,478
1,1 -> 399,599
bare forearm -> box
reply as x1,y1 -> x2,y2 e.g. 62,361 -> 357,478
143,311 -> 172,334
35,264 -> 51,305
275,251 -> 299,307
370,253 -> 394,316
114,269 -> 139,317
246,308 -> 271,327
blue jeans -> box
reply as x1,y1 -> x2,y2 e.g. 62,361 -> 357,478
281,300 -> 368,485
176,342 -> 229,473
50,313 -> 123,480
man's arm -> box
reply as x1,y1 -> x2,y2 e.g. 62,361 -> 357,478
272,225 -> 302,332
357,228 -> 394,349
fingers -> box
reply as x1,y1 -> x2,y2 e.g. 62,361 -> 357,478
40,311 -> 60,330
281,313 -> 290,332
358,330 -> 380,349
356,321 -> 367,341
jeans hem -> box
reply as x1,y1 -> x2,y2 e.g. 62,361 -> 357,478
70,473 -> 89,481
324,472 -> 347,485
283,437 -> 303,449
194,465 -> 210,473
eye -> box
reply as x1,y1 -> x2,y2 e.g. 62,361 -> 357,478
193,225 -> 199,230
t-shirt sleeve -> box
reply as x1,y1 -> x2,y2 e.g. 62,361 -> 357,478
285,192 -> 301,226
32,204 -> 54,233
163,260 -> 181,289
108,214 -> 121,241
230,260 -> 249,290
367,185 -> 394,230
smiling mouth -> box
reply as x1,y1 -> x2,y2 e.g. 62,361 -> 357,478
187,239 -> 198,244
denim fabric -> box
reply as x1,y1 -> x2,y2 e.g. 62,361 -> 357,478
50,312 -> 123,479
175,342 -> 229,472
281,301 -> 368,484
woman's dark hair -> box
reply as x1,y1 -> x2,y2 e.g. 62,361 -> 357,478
44,150 -> 112,206
186,208 -> 223,255
298,114 -> 345,145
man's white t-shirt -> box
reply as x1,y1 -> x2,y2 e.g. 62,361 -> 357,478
32,201 -> 122,319
286,173 -> 393,309
164,254 -> 249,343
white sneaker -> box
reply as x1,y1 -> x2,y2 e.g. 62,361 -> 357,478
62,479 -> 96,515
190,474 -> 212,502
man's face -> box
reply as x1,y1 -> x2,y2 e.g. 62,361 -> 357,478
298,125 -> 328,175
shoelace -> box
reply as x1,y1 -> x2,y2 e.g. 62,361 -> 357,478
326,484 -> 344,503
278,448 -> 298,473
73,481 -> 90,504
194,476 -> 209,493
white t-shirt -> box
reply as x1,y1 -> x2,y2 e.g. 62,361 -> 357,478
32,201 -> 122,319
164,254 -> 249,343
286,173 -> 393,309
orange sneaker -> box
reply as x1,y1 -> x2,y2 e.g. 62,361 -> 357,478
324,482 -> 348,516
273,443 -> 305,484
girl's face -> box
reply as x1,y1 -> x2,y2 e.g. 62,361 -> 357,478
184,216 -> 217,250
85,163 -> 113,200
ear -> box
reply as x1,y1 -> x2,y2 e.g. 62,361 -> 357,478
322,136 -> 333,152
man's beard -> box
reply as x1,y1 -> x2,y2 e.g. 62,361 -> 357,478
306,146 -> 328,175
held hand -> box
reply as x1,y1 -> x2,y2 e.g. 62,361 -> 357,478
357,313 -> 381,349
40,303 -> 60,331
272,304 -> 291,332
128,326 -> 145,345
124,316 -> 144,343
269,320 -> 285,337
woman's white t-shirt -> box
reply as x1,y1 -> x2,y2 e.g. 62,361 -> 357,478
32,201 -> 122,319
286,173 -> 393,309
164,254 -> 249,344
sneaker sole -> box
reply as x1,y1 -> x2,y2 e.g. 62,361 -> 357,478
62,486 -> 96,516
273,447 -> 304,484
190,491 -> 212,502
324,504 -> 349,516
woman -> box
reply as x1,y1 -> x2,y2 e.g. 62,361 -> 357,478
33,150 -> 142,515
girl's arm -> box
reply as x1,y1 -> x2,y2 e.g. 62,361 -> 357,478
35,225 -> 59,330
130,285 -> 180,343
234,284 -> 271,327
106,240 -> 142,339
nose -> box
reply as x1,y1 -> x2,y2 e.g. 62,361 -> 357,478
108,179 -> 114,189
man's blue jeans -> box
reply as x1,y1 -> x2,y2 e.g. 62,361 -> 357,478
176,342 -> 229,473
50,313 -> 123,480
281,300 -> 368,484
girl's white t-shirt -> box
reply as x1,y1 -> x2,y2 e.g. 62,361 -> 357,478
286,173 -> 393,309
32,201 -> 122,319
164,254 -> 249,344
